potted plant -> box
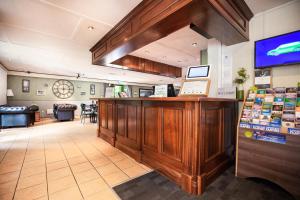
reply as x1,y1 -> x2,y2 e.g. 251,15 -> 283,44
233,68 -> 249,100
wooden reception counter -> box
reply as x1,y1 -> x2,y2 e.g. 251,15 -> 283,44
95,97 -> 238,195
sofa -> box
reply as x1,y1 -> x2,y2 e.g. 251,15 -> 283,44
53,104 -> 77,121
0,105 -> 39,128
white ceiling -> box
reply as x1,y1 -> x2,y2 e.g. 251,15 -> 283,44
131,26 -> 208,67
0,0 -> 294,85
244,0 -> 293,14
0,0 -> 179,85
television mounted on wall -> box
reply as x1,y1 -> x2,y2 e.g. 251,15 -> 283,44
255,30 -> 300,69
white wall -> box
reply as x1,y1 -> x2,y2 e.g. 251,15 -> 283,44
208,39 -> 222,97
0,64 -> 7,105
230,0 -> 300,90
207,39 -> 235,98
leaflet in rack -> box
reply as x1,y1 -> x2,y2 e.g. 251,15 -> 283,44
239,83 -> 300,144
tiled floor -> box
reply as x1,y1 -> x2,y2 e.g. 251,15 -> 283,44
0,119 -> 152,200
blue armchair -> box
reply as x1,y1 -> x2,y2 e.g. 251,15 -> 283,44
0,105 -> 39,128
53,104 -> 77,121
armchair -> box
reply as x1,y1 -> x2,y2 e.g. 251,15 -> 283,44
53,104 -> 77,121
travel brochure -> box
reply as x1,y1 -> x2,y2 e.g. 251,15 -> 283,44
253,131 -> 286,144
240,83 -> 300,142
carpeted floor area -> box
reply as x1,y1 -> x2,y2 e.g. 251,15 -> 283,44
113,166 -> 295,200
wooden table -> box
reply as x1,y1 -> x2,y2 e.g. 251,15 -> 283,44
35,111 -> 41,122
94,97 -> 238,195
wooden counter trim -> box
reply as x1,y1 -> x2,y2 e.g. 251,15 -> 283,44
92,97 -> 238,102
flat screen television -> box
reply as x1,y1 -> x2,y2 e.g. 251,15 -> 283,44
255,30 -> 300,69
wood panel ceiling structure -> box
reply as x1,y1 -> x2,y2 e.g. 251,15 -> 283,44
90,0 -> 254,70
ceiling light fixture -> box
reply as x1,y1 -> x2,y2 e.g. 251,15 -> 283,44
192,42 -> 198,47
87,26 -> 94,31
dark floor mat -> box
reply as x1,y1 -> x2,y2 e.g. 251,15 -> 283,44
113,167 -> 295,200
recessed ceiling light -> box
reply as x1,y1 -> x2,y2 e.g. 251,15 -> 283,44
87,26 -> 94,31
192,42 -> 198,47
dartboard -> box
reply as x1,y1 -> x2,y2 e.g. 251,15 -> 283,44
52,80 -> 74,99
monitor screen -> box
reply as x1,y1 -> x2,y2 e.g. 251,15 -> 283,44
187,65 -> 210,79
139,89 -> 153,97
255,30 -> 300,68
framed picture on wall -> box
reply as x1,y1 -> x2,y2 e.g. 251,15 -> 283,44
254,69 -> 272,89
22,79 -> 30,93
90,84 -> 95,95
36,90 -> 46,96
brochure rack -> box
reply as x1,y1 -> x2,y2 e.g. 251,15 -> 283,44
236,84 -> 300,199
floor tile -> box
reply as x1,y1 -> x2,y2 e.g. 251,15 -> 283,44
67,156 -> 88,166
22,159 -> 45,169
96,163 -> 122,176
73,169 -> 100,184
114,158 -> 135,170
0,121 -> 151,200
0,171 -> 20,184
20,165 -> 46,178
14,183 -> 47,200
122,165 -> 148,178
70,162 -> 93,173
0,192 -> 14,200
90,157 -> 111,168
48,175 -> 77,194
47,167 -> 72,181
0,180 -> 17,196
47,160 -> 69,172
85,189 -> 120,200
17,173 -> 46,190
78,178 -> 109,198
109,153 -> 127,163
0,163 -> 22,174
49,186 -> 83,200
102,171 -> 129,187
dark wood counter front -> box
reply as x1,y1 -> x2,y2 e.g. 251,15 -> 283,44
96,97 -> 238,195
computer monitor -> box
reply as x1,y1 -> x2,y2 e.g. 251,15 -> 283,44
153,84 -> 176,97
186,65 -> 210,79
139,88 -> 153,97
167,84 -> 176,97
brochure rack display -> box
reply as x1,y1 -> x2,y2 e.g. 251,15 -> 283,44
236,83 -> 300,199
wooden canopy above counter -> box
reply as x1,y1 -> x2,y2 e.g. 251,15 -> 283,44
90,0 -> 253,65
95,97 -> 238,195
112,55 -> 182,78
